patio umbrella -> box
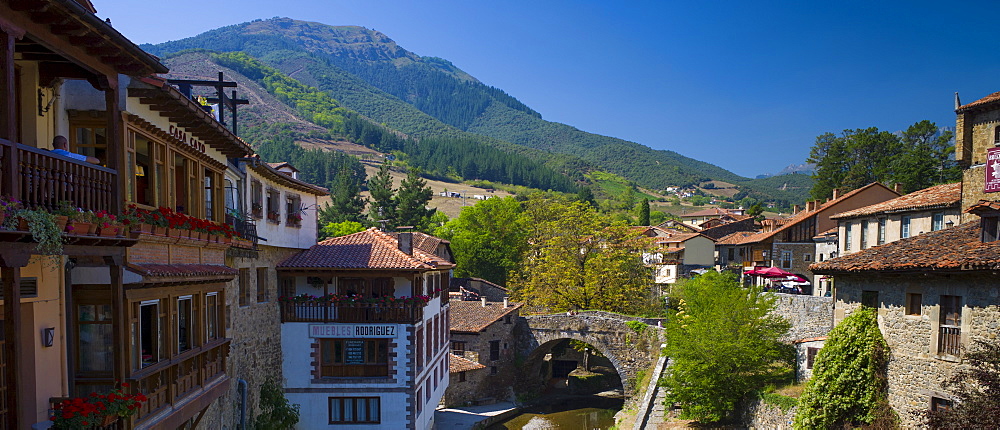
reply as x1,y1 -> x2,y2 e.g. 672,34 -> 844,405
756,266 -> 792,278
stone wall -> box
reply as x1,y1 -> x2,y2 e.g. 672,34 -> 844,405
833,273 -> 1000,428
769,242 -> 818,285
771,293 -> 833,342
740,397 -> 797,430
197,245 -> 299,429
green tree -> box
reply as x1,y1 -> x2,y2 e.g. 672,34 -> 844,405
660,271 -> 793,422
636,198 -> 651,226
320,221 -> 366,239
923,339 -> 1000,428
319,169 -> 368,232
367,160 -> 396,228
794,308 -> 894,429
649,210 -> 666,225
396,167 -> 435,231
253,380 -> 299,429
576,185 -> 598,209
438,196 -> 528,285
508,195 -> 658,314
894,120 -> 960,193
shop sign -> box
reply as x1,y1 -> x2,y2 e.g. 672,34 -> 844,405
309,323 -> 397,338
987,147 -> 1000,193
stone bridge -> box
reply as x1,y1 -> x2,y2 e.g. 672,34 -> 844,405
516,311 -> 664,397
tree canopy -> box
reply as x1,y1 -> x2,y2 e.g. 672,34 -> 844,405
807,121 -> 959,200
437,196 -> 529,286
508,195 -> 659,314
660,272 -> 792,422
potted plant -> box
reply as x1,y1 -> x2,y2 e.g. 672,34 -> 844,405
0,196 -> 22,228
51,382 -> 147,429
267,210 -> 280,223
251,202 -> 263,219
14,208 -> 64,265
53,201 -> 81,232
69,209 -> 98,235
94,210 -> 122,237
287,212 -> 303,227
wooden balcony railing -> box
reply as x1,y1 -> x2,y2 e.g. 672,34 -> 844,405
130,339 -> 230,424
280,302 -> 423,324
938,326 -> 961,356
1,140 -> 116,213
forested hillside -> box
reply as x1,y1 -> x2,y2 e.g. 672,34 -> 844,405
145,18 -> 811,203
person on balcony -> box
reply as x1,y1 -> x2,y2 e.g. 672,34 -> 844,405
51,135 -> 100,164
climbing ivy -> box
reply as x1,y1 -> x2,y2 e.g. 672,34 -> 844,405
793,308 -> 896,429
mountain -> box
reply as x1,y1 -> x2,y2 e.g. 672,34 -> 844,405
144,18 -> 811,203
755,163 -> 817,179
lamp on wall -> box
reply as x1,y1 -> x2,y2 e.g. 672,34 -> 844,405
945,219 -> 955,228
42,327 -> 55,347
135,165 -> 146,177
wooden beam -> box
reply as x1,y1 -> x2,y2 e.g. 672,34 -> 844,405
1,254 -> 27,430
107,257 -> 127,384
0,29 -> 19,202
49,22 -> 86,37
103,77 -> 123,216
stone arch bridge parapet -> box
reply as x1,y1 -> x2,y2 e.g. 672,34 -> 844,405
518,311 -> 664,397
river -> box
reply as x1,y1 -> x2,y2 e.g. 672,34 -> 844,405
486,394 -> 624,430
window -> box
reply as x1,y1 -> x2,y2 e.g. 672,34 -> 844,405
266,188 -> 281,223
877,218 -> 886,245
780,251 -> 792,269
250,180 -> 263,219
861,290 -> 878,309
938,295 -> 962,356
319,339 -> 389,377
806,347 -> 819,369
257,267 -> 269,303
135,300 -> 164,369
490,366 -> 498,375
803,253 -> 812,262
128,132 -> 165,207
931,396 -> 953,412
286,194 -> 302,227
77,304 -> 113,374
860,221 -> 869,249
206,293 -> 220,340
845,223 -> 853,251
239,268 -> 250,307
727,248 -> 735,261
280,277 -> 295,299
984,216 -> 1000,242
932,212 -> 944,231
177,296 -> 194,353
224,178 -> 238,217
451,341 -> 466,355
458,371 -> 466,382
906,293 -> 922,316
901,216 -> 911,239
489,340 -> 500,361
71,122 -> 107,163
329,397 -> 380,424
504,314 -> 512,324
204,168 -> 222,221
995,125 -> 1000,145
818,253 -> 824,262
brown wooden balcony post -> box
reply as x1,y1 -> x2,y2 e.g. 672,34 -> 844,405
106,255 -> 127,383
0,27 -> 21,199
1,250 -> 30,430
100,76 -> 123,215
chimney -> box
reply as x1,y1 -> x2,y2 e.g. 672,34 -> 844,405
832,189 -> 840,200
894,183 -> 903,194
503,297 -> 509,308
481,297 -> 487,307
806,201 -> 815,212
793,204 -> 801,213
955,92 -> 961,110
398,232 -> 412,255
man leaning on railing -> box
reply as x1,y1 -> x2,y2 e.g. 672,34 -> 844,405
51,135 -> 100,165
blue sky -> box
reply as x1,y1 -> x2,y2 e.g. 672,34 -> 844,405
96,0 -> 1000,178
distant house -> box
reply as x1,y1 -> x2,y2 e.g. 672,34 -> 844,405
654,220 -> 701,233
450,277 -> 510,302
830,182 -> 962,257
678,207 -> 747,227
445,299 -> 523,406
698,214 -> 756,240
720,183 -> 900,291
641,231 -> 716,284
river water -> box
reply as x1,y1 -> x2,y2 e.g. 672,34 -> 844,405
486,395 -> 624,430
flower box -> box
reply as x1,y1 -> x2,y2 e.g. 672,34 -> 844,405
67,221 -> 94,236
98,226 -> 120,237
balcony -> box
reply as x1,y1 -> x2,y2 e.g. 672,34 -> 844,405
280,302 -> 423,324
2,139 -> 116,213
130,339 -> 230,427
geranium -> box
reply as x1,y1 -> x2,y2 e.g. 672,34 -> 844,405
279,293 -> 432,306
51,382 -> 147,429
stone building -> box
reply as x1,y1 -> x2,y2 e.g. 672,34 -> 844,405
450,277 -> 509,302
277,228 -> 453,429
445,298 -> 523,406
812,220 -> 1000,427
831,182 -> 962,256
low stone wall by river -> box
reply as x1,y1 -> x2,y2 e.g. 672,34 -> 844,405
740,397 -> 797,430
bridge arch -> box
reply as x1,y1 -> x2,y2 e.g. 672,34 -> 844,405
517,312 -> 663,397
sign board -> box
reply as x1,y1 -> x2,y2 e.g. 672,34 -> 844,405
987,147 -> 1000,193
345,340 -> 365,364
309,323 -> 398,338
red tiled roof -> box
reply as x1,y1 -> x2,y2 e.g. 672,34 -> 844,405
811,221 -> 1000,273
715,231 -> 759,245
793,336 -> 828,344
957,91 -> 1000,112
449,353 -> 486,373
966,200 -> 1000,214
277,228 -> 453,270
830,183 -> 961,219
680,208 -> 741,218
656,232 -> 712,243
396,231 -> 448,256
449,300 -> 523,333
267,162 -> 299,172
